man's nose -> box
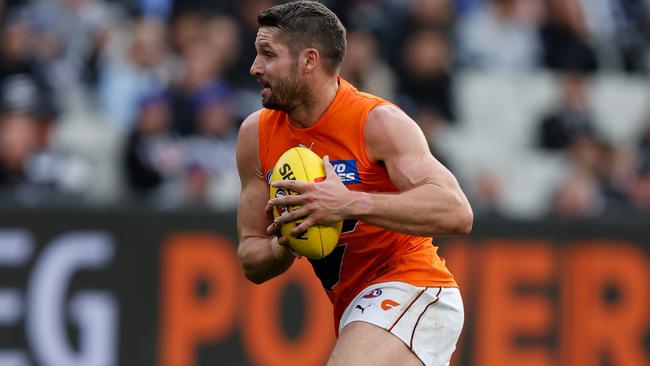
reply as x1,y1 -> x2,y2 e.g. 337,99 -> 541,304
250,56 -> 263,77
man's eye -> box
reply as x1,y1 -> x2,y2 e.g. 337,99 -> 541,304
265,52 -> 274,57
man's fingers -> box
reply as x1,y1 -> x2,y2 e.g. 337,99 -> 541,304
266,221 -> 281,236
268,207 -> 310,233
269,193 -> 305,208
323,155 -> 337,179
264,201 -> 275,219
290,218 -> 314,237
277,235 -> 290,247
270,214 -> 313,240
271,179 -> 309,192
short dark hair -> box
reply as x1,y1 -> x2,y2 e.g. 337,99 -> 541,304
258,1 -> 346,74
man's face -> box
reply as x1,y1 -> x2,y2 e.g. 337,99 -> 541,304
0,113 -> 38,170
250,26 -> 307,111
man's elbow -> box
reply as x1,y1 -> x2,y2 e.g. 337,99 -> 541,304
238,247 -> 267,284
438,201 -> 473,236
425,205 -> 473,237
243,269 -> 268,285
455,204 -> 473,235
239,258 -> 271,285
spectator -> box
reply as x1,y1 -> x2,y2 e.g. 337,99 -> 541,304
629,115 -> 650,210
567,134 -> 604,177
456,0 -> 543,72
0,104 -> 40,192
398,28 -> 455,124
551,170 -> 605,217
340,29 -> 396,101
453,0 -> 481,17
97,17 -> 174,132
204,15 -> 241,80
411,107 -> 449,168
576,0 -> 649,73
169,9 -> 204,56
123,90 -> 185,205
0,75 -> 91,204
541,72 -> 614,217
538,72 -> 595,150
638,114 -> 650,175
230,0 -> 274,90
381,0 -> 455,71
0,8 -> 33,78
168,40 -> 227,136
541,0 -> 598,73
171,0 -> 235,18
400,0 -> 456,37
138,0 -> 173,19
599,145 -> 638,213
629,171 -> 650,211
468,170 -> 503,215
184,85 -> 239,209
28,0 -> 119,91
0,8 -> 53,101
333,0 -> 397,56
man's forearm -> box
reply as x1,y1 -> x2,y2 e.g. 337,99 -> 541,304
349,184 -> 473,237
238,237 -> 295,284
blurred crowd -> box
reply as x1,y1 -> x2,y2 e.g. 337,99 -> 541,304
0,0 -> 649,218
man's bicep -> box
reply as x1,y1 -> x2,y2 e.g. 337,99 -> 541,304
237,176 -> 271,240
366,105 -> 448,191
236,110 -> 262,183
385,151 -> 454,193
236,110 -> 269,240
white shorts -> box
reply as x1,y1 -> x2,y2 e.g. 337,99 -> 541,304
338,282 -> 464,366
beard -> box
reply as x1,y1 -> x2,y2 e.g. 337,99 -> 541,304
261,65 -> 311,112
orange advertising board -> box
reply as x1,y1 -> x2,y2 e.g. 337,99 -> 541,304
0,208 -> 646,366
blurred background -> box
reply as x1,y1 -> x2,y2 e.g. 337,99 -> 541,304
0,0 -> 648,366
0,0 -> 648,217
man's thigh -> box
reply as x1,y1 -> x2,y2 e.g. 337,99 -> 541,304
327,321 -> 423,366
334,282 -> 464,366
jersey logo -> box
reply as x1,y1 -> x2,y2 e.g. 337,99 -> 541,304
331,160 -> 361,184
355,304 -> 371,313
273,189 -> 290,215
381,299 -> 400,311
362,289 -> 383,298
265,170 -> 273,184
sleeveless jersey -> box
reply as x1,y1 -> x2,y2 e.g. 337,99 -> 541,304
258,77 -> 458,334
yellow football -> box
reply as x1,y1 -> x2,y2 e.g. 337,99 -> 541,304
269,147 -> 343,259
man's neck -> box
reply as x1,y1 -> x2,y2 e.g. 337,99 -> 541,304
287,75 -> 339,129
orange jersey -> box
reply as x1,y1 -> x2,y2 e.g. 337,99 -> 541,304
258,77 -> 457,334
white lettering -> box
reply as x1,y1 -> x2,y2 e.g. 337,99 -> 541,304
0,351 -> 29,366
0,290 -> 23,323
0,230 -> 33,265
0,230 -> 32,364
26,232 -> 118,366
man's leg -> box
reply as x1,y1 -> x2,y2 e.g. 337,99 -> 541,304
327,321 -> 424,366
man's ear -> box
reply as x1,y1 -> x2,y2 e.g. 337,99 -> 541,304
301,48 -> 319,73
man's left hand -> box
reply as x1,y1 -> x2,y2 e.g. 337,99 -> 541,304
268,155 -> 353,236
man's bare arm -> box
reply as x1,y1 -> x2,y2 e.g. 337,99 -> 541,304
236,111 -> 295,284
269,105 -> 473,237
353,104 -> 473,236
